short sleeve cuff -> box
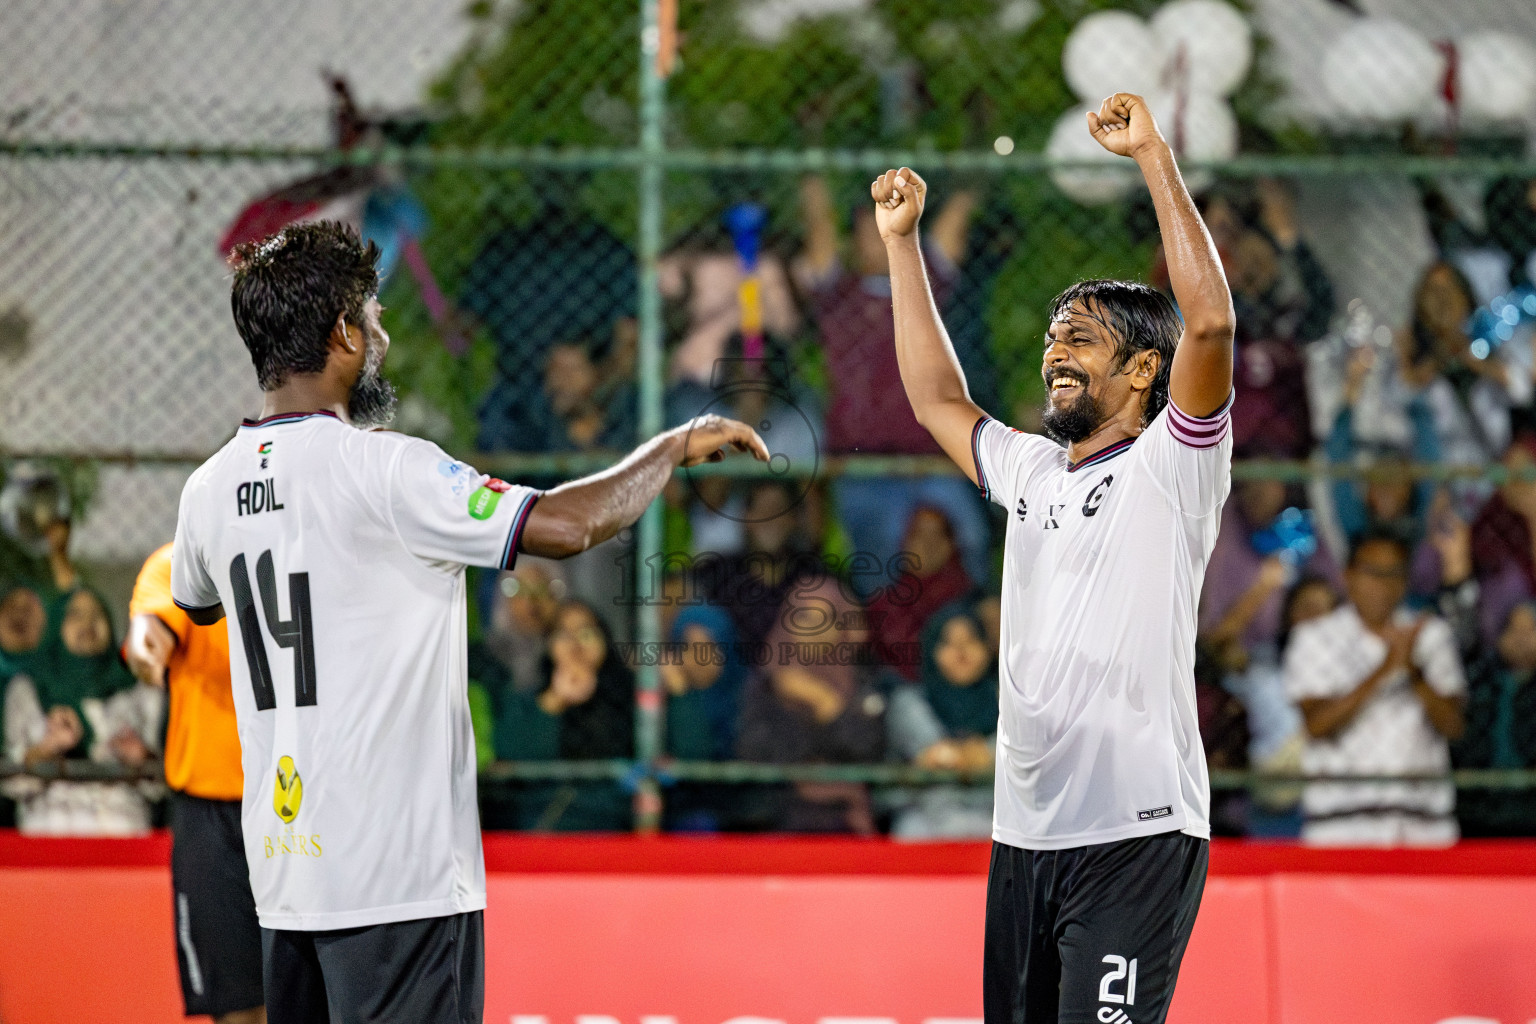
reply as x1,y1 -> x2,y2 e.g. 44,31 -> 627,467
1166,391 -> 1234,450
172,597 -> 222,622
970,416 -> 993,501
500,491 -> 542,570
172,597 -> 219,612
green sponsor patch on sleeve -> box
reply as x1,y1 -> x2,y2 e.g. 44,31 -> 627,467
467,485 -> 503,520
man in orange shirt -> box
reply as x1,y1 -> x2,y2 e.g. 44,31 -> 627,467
126,542 -> 265,1024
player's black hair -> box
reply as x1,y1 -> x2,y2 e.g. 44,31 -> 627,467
1048,279 -> 1182,426
228,221 -> 381,391
1347,527 -> 1412,571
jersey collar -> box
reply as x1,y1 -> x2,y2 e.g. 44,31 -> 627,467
1066,435 -> 1135,473
239,410 -> 342,429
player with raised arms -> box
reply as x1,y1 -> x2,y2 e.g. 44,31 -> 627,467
171,221 -> 767,1024
873,92 -> 1235,1024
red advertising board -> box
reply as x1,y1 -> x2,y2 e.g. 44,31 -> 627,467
1269,876 -> 1536,1024
2,836 -> 1535,1024
478,874 -> 1274,1024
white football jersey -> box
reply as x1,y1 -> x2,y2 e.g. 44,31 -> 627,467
971,395 -> 1232,849
171,410 -> 540,930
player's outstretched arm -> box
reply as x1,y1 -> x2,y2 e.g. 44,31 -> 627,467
874,167 -> 989,488
1088,94 -> 1235,417
520,415 -> 769,559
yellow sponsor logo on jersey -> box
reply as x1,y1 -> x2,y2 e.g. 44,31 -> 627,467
263,828 -> 323,859
273,755 -> 303,823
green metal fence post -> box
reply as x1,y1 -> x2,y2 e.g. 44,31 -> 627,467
632,0 -> 668,833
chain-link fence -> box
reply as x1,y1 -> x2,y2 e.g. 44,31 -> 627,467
4,0 -> 1536,840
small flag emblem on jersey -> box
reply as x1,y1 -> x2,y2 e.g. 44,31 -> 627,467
274,755 -> 303,823
257,441 -> 273,456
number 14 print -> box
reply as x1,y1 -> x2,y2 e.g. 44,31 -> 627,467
230,551 -> 317,710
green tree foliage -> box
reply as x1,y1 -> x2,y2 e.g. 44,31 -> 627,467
388,0 -> 1274,441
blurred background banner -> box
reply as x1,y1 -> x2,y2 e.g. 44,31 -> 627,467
5,0 -> 1536,839
5,837 -> 1536,1024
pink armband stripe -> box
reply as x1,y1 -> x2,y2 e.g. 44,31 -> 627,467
971,416 -> 993,501
502,492 -> 542,570
1167,392 -> 1234,450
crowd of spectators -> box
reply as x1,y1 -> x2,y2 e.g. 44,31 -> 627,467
9,174 -> 1536,843
449,172 -> 1536,843
0,500 -> 163,835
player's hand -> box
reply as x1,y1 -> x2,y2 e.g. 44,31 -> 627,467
125,614 -> 175,687
871,167 -> 926,241
1086,93 -> 1167,161
675,414 -> 770,468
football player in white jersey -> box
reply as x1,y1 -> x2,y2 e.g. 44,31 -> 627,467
171,222 -> 767,1024
873,93 -> 1236,1024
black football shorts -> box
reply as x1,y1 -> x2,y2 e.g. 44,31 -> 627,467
262,909 -> 484,1024
984,830 -> 1208,1024
170,791 -> 266,1018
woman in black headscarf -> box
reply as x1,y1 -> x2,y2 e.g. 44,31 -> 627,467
885,602 -> 997,838
736,575 -> 887,833
1454,600 -> 1536,837
661,604 -> 750,831
491,600 -> 634,831
3,586 -> 161,834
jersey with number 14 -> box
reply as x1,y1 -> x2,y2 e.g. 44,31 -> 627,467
171,410 -> 539,931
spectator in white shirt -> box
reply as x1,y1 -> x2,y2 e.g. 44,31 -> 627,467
1285,530 -> 1467,846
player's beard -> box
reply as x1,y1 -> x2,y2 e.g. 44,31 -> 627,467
348,333 -> 398,430
1041,369 -> 1107,444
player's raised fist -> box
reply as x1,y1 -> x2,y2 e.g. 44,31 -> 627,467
676,414 -> 771,467
871,167 -> 927,241
1086,93 -> 1167,160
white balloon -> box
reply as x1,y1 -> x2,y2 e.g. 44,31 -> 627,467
1146,91 -> 1240,161
739,0 -> 870,45
1062,11 -> 1164,105
1046,105 -> 1137,206
1456,32 -> 1536,122
1151,0 -> 1253,98
1144,91 -> 1239,193
1321,18 -> 1445,121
